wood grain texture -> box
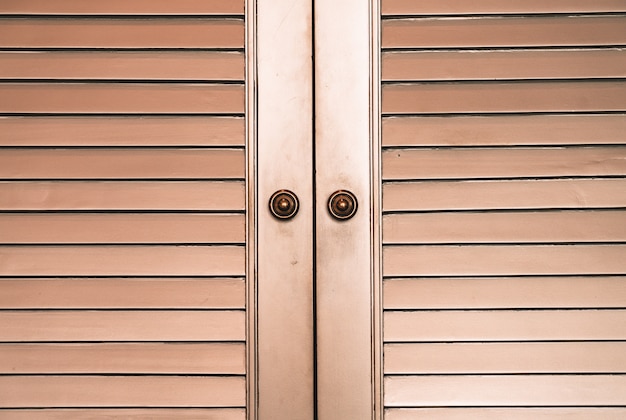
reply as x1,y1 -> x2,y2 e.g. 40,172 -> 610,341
385,408 -> 626,420
382,16 -> 626,48
0,409 -> 246,419
0,181 -> 245,211
384,309 -> 626,342
385,375 -> 626,407
0,51 -> 244,81
382,81 -> 626,114
0,83 -> 244,114
382,115 -> 626,147
0,18 -> 243,48
383,276 -> 626,309
0,278 -> 245,309
0,376 -> 245,408
0,343 -> 245,374
0,245 -> 245,276
385,342 -> 626,374
0,117 -> 245,147
0,310 -> 245,342
383,179 -> 626,211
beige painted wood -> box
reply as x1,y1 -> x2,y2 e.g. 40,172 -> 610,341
0,409 -> 246,420
382,115 -> 626,147
384,245 -> 626,276
383,82 -> 626,114
384,277 -> 626,309
382,16 -> 626,48
385,408 -> 626,420
383,179 -> 626,211
0,83 -> 243,114
0,343 -> 245,374
0,117 -> 245,147
0,181 -> 244,211
0,278 -> 245,309
0,0 -> 243,15
0,245 -> 244,276
0,51 -> 244,81
0,19 -> 243,48
384,309 -> 626,342
383,49 -> 626,81
385,375 -> 626,407
384,211 -> 626,244
385,342 -> 626,374
0,376 -> 245,408
382,0 -> 626,15
0,310 -> 245,342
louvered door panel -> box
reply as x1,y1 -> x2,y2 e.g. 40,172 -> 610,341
0,2 -> 246,417
381,2 -> 626,418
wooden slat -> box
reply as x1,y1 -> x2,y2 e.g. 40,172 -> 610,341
384,245 -> 626,277
0,376 -> 245,408
0,181 -> 245,211
385,408 -> 626,420
0,51 -> 244,81
385,375 -> 626,407
385,342 -> 626,374
0,0 -> 244,15
382,81 -> 626,114
0,117 -> 245,147
383,179 -> 626,211
0,245 -> 245,276
382,16 -> 626,48
0,149 -> 244,179
382,0 -> 626,15
0,83 -> 244,114
382,115 -> 626,147
0,19 -> 243,48
384,309 -> 626,342
383,211 -> 626,244
0,343 -> 245,374
0,310 -> 244,341
0,278 -> 245,309
0,409 -> 246,420
382,49 -> 626,81
384,277 -> 626,309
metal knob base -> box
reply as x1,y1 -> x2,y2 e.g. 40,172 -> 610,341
269,189 -> 299,220
328,190 -> 357,220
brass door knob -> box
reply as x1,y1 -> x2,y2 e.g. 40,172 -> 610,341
328,190 -> 357,220
269,189 -> 299,220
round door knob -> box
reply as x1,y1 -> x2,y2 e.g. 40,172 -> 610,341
269,189 -> 299,220
328,190 -> 358,220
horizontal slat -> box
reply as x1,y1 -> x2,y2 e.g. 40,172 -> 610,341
0,409 -> 246,419
0,0 -> 243,15
0,83 -> 243,114
0,376 -> 245,408
383,179 -> 626,211
0,181 -> 245,211
0,19 -> 243,48
0,214 -> 244,244
384,309 -> 626,342
0,343 -> 244,374
383,81 -> 626,114
385,342 -> 626,374
0,149 -> 244,179
0,245 -> 244,276
0,278 -> 245,309
382,16 -> 626,48
0,117 -> 245,147
384,277 -> 626,309
382,0 -> 626,15
382,115 -> 626,147
0,310 -> 244,341
384,244 -> 626,276
383,49 -> 626,81
385,408 -> 626,420
0,51 -> 244,80
383,211 -> 626,244
384,147 -> 626,180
